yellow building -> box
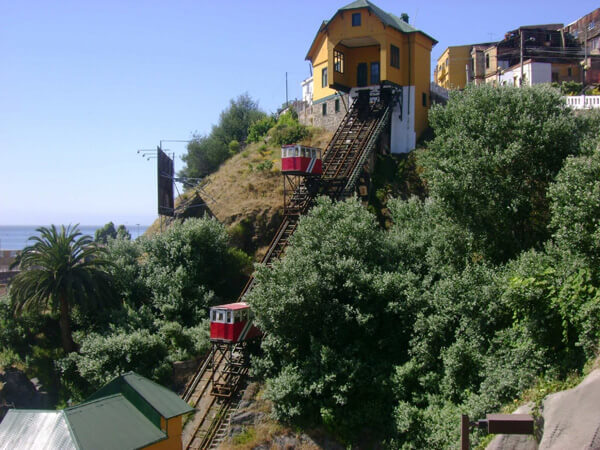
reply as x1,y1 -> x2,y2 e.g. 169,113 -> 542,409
0,372 -> 192,450
305,0 -> 437,152
435,45 -> 472,89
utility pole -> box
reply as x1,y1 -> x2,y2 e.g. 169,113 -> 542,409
285,72 -> 289,108
520,30 -> 524,86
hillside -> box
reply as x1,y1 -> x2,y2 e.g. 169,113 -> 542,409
147,127 -> 333,259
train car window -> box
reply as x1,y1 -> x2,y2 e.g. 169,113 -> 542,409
226,311 -> 232,323
211,310 -> 216,321
295,147 -> 299,157
217,311 -> 224,322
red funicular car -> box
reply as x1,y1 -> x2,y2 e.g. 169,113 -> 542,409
209,302 -> 261,344
281,144 -> 322,175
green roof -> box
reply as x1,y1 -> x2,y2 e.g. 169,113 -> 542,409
86,372 -> 193,422
65,394 -> 167,449
338,0 -> 437,43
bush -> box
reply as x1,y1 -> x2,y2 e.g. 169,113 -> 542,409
421,84 -> 580,262
247,116 -> 276,143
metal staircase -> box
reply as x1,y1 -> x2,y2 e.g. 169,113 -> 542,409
238,90 -> 391,299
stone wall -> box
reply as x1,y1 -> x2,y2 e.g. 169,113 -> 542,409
298,94 -> 350,133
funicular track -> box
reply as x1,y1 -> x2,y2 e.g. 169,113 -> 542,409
182,89 -> 391,449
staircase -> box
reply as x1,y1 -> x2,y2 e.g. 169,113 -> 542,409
238,90 -> 391,299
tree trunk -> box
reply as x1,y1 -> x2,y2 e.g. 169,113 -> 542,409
58,295 -> 77,353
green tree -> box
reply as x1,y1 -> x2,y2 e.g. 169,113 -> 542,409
248,198 -> 406,438
549,146 -> 600,262
116,225 -> 131,240
94,221 -> 117,243
9,225 -> 115,353
247,116 -> 276,142
180,93 -> 266,180
421,84 -> 580,262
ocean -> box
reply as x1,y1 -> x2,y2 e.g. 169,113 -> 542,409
0,225 -> 149,251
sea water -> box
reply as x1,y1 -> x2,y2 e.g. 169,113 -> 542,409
0,225 -> 149,251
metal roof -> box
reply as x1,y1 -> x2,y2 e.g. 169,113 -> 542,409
211,302 -> 249,311
65,394 -> 167,450
0,410 -> 77,450
87,372 -> 193,421
306,0 -> 437,61
339,0 -> 437,43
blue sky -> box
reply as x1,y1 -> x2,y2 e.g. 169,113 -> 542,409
1,0 -> 596,225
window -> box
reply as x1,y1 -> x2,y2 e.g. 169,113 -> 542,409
568,67 -> 572,77
322,103 -> 327,116
352,12 -> 361,26
321,67 -> 328,87
390,44 -> 400,68
370,62 -> 380,84
334,50 -> 344,73
422,92 -> 427,107
335,98 -> 340,112
485,54 -> 490,69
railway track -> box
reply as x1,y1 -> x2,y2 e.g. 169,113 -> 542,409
182,349 -> 227,450
180,90 -> 392,449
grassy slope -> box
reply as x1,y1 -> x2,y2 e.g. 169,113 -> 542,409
147,128 -> 333,259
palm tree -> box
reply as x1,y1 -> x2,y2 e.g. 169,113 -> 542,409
9,225 -> 115,353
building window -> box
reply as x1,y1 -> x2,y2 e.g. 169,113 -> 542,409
322,103 -> 327,116
568,67 -> 572,77
390,44 -> 400,68
352,13 -> 361,26
321,67 -> 328,88
485,54 -> 490,69
422,92 -> 427,107
370,62 -> 380,84
335,98 -> 340,112
334,50 -> 344,73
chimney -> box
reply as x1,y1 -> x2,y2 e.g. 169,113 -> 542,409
401,13 -> 409,23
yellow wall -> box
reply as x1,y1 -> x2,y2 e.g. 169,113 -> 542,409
307,6 -> 435,139
144,416 -> 183,450
484,47 -> 498,83
435,45 -> 471,89
552,62 -> 581,82
412,33 -> 433,138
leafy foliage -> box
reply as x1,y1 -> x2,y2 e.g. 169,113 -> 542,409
247,116 -> 276,143
9,225 -> 115,353
421,84 -> 580,262
269,110 -> 310,146
180,94 -> 266,179
248,85 -> 600,446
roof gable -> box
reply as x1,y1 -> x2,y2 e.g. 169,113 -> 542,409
306,0 -> 437,61
86,372 -> 193,423
65,394 -> 167,449
0,410 -> 78,450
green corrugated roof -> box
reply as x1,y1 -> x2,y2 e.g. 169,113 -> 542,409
338,0 -> 437,43
65,394 -> 167,450
306,0 -> 437,61
87,372 -> 193,421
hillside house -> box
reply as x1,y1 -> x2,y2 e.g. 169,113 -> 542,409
562,8 -> 600,84
485,24 -> 581,86
0,372 -> 193,449
434,43 -> 497,89
299,0 -> 437,154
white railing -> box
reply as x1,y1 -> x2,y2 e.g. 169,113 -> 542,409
565,95 -> 600,110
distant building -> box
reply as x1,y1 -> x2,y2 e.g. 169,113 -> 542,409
301,76 -> 313,104
434,43 -> 496,89
0,372 -> 193,450
562,8 -> 600,84
486,24 -> 582,86
434,24 -> 584,90
300,0 -> 437,153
